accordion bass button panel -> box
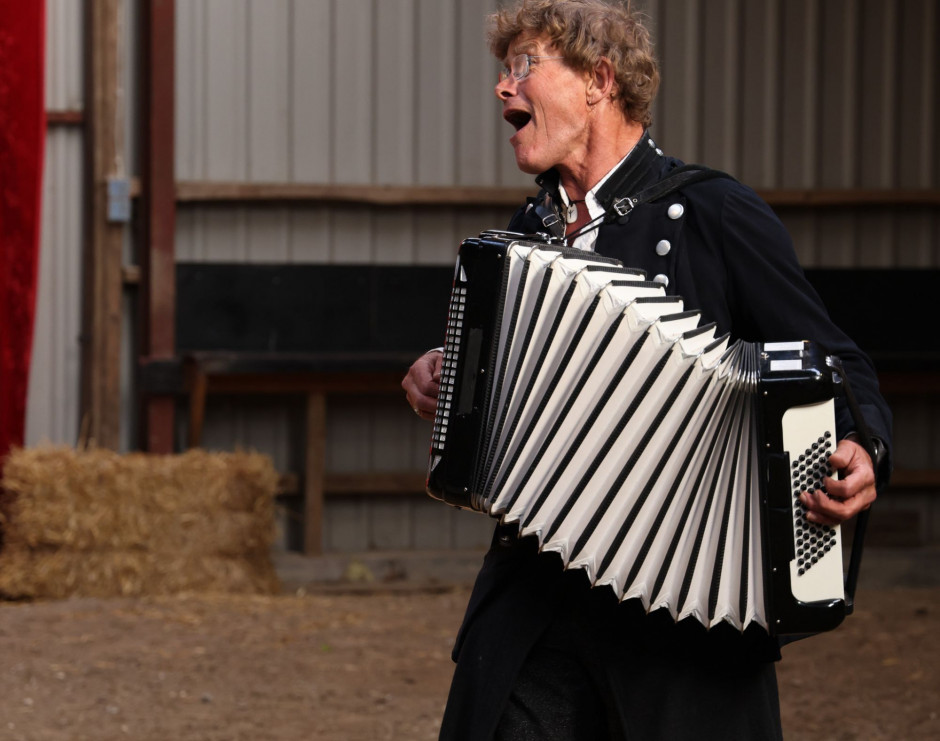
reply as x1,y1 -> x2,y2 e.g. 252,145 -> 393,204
758,341 -> 847,633
790,433 -> 837,577
781,400 -> 844,605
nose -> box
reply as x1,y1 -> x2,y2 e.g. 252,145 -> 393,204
495,75 -> 516,100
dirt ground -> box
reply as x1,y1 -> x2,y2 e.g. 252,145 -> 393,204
0,579 -> 936,740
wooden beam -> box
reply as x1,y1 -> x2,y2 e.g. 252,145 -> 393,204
304,393 -> 327,555
187,371 -> 405,396
172,181 -> 940,209
878,371 -> 940,396
175,181 -> 532,207
46,109 -> 84,127
138,0 -> 177,453
277,472 -> 428,496
121,264 -> 140,285
758,189 -> 940,208
80,0 -> 125,450
324,471 -> 428,495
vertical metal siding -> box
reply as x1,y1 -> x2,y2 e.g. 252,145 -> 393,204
44,0 -> 84,110
737,0 -> 780,188
247,0 -> 291,182
289,0 -> 331,182
205,0 -> 249,180
654,0 -> 703,165
897,0 -> 937,189
175,0 -> 526,189
25,0 -> 939,550
175,0 -> 206,180
27,131 -> 84,447
649,0 -> 940,270
335,1 -> 373,184
30,0 -> 141,451
375,0 -> 417,186
26,0 -> 86,447
166,0 -> 939,552
457,0 -> 502,186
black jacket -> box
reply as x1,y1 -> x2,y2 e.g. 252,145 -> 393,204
438,134 -> 893,741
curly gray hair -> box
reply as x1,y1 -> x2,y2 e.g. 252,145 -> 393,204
487,0 -> 660,128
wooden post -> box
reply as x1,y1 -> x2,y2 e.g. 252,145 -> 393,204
304,392 -> 327,554
80,0 -> 125,450
138,0 -> 177,453
185,364 -> 208,448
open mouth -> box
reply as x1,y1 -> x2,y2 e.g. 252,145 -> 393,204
504,109 -> 532,131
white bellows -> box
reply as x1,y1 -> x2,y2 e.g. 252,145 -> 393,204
475,244 -> 767,631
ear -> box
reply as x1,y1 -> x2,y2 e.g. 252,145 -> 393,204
586,56 -> 616,104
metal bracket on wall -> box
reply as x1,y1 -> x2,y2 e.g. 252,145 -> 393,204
107,177 -> 131,223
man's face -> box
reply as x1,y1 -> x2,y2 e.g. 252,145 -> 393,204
496,35 -> 592,176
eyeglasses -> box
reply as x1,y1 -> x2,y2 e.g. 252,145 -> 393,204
498,53 -> 565,82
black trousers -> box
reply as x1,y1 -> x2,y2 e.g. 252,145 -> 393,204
441,532 -> 784,741
494,616 -> 783,740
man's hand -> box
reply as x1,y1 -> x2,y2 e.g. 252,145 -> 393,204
800,438 -> 877,527
402,350 -> 443,421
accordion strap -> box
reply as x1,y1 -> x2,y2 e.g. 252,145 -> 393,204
828,355 -> 880,616
558,164 -> 736,243
604,164 -> 736,219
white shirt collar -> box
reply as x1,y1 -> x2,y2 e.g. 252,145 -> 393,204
558,147 -> 637,252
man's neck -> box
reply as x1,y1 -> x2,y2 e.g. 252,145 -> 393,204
556,119 -> 645,200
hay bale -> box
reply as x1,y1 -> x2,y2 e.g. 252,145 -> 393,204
0,447 -> 281,599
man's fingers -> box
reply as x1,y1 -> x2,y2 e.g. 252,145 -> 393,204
800,484 -> 875,526
402,351 -> 443,421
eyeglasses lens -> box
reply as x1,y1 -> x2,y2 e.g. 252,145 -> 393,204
498,54 -> 529,83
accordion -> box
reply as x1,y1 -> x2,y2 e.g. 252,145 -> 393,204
426,232 -> 854,637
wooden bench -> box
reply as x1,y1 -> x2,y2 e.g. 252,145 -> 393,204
183,351 -> 418,554
141,262 -> 453,554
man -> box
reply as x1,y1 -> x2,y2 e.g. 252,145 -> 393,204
402,1 -> 892,739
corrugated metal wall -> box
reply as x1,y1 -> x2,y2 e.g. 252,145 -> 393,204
29,0 -> 141,452
175,0 -> 523,190
174,0 -> 521,269
173,0 -> 940,272
27,0 -> 86,448
646,0 -> 940,546
650,0 -> 940,269
173,0 -> 519,551
28,0 -> 939,550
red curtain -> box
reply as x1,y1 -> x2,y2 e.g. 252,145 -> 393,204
0,0 -> 46,458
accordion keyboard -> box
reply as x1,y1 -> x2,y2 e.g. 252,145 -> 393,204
431,283 -> 467,453
782,399 -> 844,604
